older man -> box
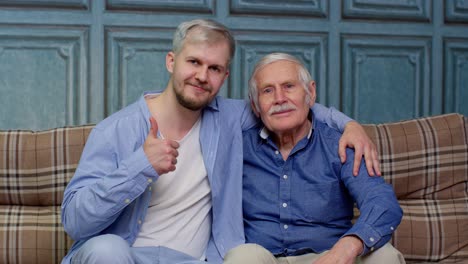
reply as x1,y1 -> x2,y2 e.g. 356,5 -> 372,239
224,53 -> 404,264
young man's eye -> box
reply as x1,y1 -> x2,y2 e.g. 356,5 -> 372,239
189,60 -> 199,65
209,66 -> 221,73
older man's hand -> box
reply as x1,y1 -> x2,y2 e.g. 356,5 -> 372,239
339,121 -> 381,176
313,236 -> 363,264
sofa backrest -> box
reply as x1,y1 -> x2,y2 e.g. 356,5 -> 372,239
0,115 -> 467,263
0,125 -> 94,206
362,113 -> 468,263
0,125 -> 94,263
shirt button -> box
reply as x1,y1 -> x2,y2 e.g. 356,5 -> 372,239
283,224 -> 288,229
370,237 -> 375,242
275,150 -> 279,155
390,226 -> 394,231
149,186 -> 152,191
138,220 -> 142,225
148,178 -> 153,183
282,203 -> 287,208
283,175 -> 288,180
371,247 -> 375,251
124,199 -> 130,204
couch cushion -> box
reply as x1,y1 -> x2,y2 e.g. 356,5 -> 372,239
363,113 -> 468,263
0,125 -> 94,206
0,205 -> 73,264
0,125 -> 94,264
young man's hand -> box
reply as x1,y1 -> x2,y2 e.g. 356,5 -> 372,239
143,116 -> 180,175
339,121 -> 381,176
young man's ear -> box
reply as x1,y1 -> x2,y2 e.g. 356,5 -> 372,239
222,69 -> 230,84
166,52 -> 175,74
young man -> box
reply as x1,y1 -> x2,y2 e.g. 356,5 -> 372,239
224,53 -> 404,264
61,20 -> 379,264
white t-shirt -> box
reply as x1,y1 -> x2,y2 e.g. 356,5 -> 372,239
133,118 -> 211,259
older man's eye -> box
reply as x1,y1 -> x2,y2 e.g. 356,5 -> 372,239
263,88 -> 272,93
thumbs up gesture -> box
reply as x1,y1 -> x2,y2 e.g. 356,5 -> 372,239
143,116 -> 180,175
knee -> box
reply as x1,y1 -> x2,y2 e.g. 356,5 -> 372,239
364,243 -> 406,264
73,234 -> 133,264
224,243 -> 274,264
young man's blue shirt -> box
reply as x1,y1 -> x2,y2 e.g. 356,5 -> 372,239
242,112 -> 403,257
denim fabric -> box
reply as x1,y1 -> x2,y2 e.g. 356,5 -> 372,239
72,234 -> 209,264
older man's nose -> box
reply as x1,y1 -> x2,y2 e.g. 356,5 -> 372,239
274,89 -> 287,103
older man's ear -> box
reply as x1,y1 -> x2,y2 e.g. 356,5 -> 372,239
307,81 -> 317,107
250,99 -> 260,118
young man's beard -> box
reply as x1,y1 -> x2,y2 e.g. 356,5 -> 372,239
174,86 -> 212,111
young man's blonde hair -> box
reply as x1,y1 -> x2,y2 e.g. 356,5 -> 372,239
172,19 -> 236,62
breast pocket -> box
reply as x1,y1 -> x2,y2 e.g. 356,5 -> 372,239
293,181 -> 352,223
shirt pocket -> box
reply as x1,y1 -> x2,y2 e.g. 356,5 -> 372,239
293,181 -> 351,223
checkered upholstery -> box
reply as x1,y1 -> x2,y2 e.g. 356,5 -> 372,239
0,114 -> 466,263
362,113 -> 468,263
0,125 -> 93,264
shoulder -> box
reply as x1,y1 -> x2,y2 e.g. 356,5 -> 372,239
204,97 -> 252,126
94,98 -> 147,138
243,124 -> 262,144
212,97 -> 249,111
315,119 -> 342,143
243,124 -> 261,136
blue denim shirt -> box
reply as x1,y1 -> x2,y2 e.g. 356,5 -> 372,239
242,113 -> 403,256
61,91 -> 351,263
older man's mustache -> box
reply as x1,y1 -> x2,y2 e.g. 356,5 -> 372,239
268,104 -> 297,115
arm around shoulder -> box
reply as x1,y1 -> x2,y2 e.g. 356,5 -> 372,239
311,103 -> 353,132
312,104 -> 381,176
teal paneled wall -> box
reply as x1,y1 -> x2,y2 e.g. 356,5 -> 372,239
0,0 -> 467,130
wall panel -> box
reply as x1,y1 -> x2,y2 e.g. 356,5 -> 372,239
0,0 -> 89,10
445,0 -> 468,23
444,39 -> 468,115
106,0 -> 214,13
342,36 -> 431,123
230,0 -> 328,17
343,0 -> 431,21
0,0 -> 466,130
0,27 -> 88,130
106,28 -> 173,115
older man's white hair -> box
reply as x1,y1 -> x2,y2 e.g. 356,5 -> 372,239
248,53 -> 313,110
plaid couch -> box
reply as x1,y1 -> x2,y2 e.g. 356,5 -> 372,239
0,114 -> 467,263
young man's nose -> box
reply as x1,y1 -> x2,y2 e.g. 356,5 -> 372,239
195,67 -> 208,82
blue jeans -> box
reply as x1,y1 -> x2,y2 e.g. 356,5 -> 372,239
71,234 -> 209,264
